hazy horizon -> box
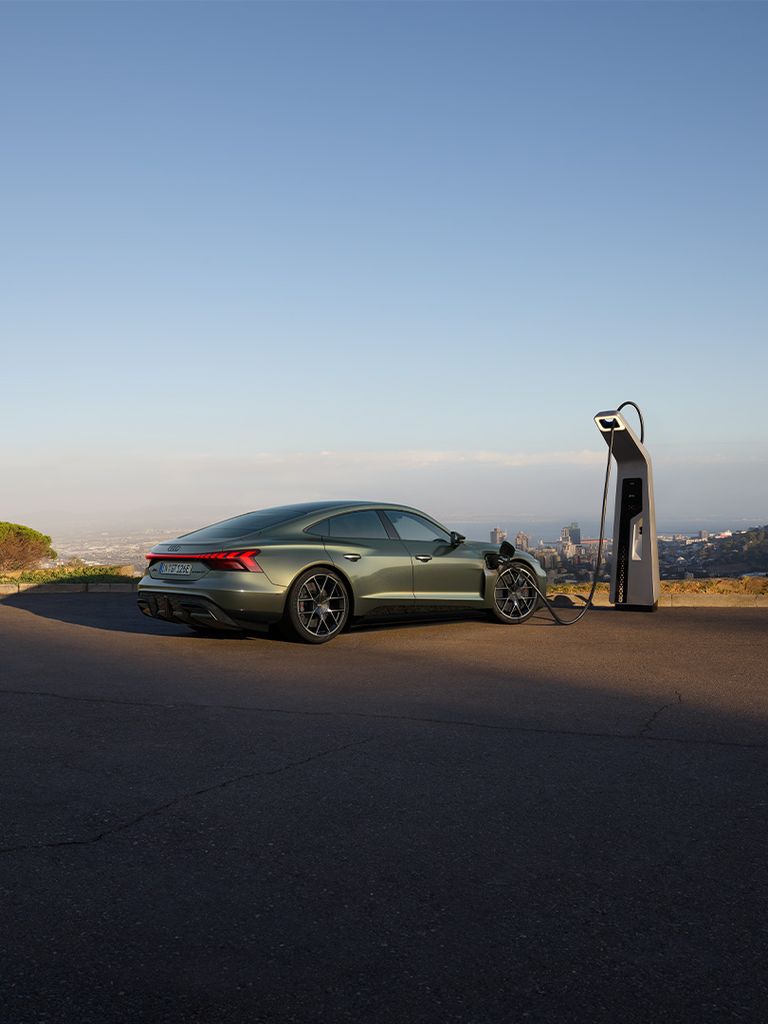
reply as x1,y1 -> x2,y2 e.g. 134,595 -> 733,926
17,442 -> 766,544
6,437 -> 768,539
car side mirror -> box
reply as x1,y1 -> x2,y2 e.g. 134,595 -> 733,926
450,531 -> 465,547
499,540 -> 516,558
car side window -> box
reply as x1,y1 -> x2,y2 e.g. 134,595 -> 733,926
306,518 -> 330,537
327,511 -> 389,540
387,511 -> 451,544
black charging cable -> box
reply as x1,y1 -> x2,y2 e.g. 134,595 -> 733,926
515,423 -> 615,625
618,400 -> 644,444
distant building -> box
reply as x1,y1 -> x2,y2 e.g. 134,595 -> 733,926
490,527 -> 507,545
698,530 -> 710,540
537,547 -> 560,570
515,531 -> 530,551
559,522 -> 582,546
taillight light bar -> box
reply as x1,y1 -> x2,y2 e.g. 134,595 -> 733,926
145,550 -> 263,572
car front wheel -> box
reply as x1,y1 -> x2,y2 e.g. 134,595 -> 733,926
282,568 -> 350,644
491,563 -> 540,624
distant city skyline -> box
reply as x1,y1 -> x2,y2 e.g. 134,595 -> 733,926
1,3 -> 766,531
51,513 -> 762,550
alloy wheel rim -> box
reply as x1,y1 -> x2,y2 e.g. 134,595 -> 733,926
297,574 -> 347,637
494,567 -> 537,620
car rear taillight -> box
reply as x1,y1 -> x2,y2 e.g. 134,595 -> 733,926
145,550 -> 263,572
203,550 -> 263,572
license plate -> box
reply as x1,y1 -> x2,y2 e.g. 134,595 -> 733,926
158,561 -> 193,575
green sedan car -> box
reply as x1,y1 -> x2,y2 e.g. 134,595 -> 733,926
138,501 -> 547,643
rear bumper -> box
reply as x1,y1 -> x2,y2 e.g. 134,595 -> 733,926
137,591 -> 245,630
137,580 -> 286,630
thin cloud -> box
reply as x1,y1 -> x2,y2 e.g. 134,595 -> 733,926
182,449 -> 607,471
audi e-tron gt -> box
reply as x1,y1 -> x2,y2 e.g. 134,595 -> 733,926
138,501 -> 547,643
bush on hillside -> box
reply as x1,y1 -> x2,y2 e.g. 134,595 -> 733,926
0,522 -> 57,571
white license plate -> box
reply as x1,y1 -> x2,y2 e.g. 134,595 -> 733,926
158,561 -> 193,575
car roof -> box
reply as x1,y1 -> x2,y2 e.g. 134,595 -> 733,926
256,502 -> 446,538
227,500 -> 428,517
176,501 -> 441,543
170,501 -> 456,549
283,501 -> 433,519
289,500 -> 415,513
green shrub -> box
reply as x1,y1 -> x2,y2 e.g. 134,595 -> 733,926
0,522 -> 57,571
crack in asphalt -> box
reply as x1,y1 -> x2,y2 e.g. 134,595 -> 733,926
0,686 -> 764,751
0,737 -> 374,857
639,690 -> 684,737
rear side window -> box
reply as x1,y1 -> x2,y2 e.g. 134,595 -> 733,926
326,511 -> 389,540
306,518 -> 330,537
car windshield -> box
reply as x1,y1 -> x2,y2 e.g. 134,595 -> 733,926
179,505 -> 314,541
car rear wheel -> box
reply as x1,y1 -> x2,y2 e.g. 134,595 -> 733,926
491,563 -> 539,624
282,568 -> 350,644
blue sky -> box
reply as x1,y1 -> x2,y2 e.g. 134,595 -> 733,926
1,1 -> 766,534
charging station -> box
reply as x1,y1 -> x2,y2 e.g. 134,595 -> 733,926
496,398 -> 659,625
594,408 -> 659,611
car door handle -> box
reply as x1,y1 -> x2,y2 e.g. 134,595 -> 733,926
343,553 -> 362,562
415,555 -> 432,563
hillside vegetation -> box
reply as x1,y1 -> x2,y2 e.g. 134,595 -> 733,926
709,525 -> 768,573
0,565 -> 138,584
552,577 -> 768,595
1,567 -> 765,594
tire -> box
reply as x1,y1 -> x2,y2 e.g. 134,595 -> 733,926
491,562 -> 540,624
282,567 -> 351,644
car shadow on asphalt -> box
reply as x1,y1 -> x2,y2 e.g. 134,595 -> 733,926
0,589 -> 616,642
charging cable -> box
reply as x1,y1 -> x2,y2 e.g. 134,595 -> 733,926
618,400 -> 644,444
517,423 -> 615,625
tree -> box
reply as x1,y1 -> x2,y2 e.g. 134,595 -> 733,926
0,522 -> 57,571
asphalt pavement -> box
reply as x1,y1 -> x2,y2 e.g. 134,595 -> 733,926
1,594 -> 767,1023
